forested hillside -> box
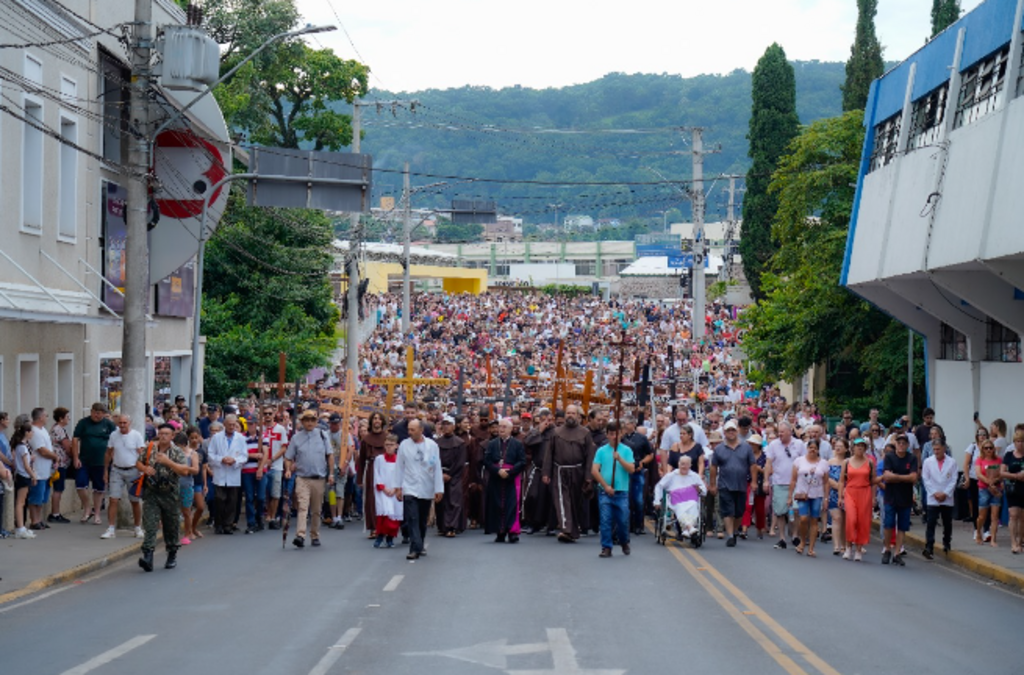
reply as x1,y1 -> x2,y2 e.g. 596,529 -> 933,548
351,61 -> 849,223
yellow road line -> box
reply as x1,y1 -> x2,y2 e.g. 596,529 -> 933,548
685,548 -> 842,675
664,541 -> 809,675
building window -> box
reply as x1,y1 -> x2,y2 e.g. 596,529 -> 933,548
985,318 -> 1021,363
938,322 -> 968,361
869,113 -> 900,172
17,355 -> 40,415
954,45 -> 1010,129
100,51 -> 128,164
59,115 -> 78,239
56,354 -> 74,412
574,261 -> 596,276
908,83 -> 948,150
22,98 -> 44,231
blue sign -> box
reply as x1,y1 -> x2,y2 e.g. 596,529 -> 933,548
636,244 -> 678,258
667,253 -> 710,269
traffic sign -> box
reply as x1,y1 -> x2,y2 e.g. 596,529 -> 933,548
668,253 -> 710,268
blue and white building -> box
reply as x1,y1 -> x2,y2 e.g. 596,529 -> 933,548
843,0 -> 1024,447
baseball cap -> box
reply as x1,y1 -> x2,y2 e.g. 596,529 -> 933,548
748,433 -> 764,446
300,410 -> 317,421
521,412 -> 532,419
328,413 -> 342,423
853,437 -> 867,445
441,415 -> 455,424
724,419 -> 739,431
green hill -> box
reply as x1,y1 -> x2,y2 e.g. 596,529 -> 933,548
354,61 -> 848,225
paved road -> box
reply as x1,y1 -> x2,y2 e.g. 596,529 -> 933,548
1,523 -> 1020,675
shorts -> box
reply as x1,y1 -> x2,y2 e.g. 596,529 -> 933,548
27,480 -> 51,506
978,487 -> 1002,509
15,474 -> 33,491
266,469 -> 283,499
717,489 -> 746,519
107,466 -> 142,503
75,464 -> 106,493
797,497 -> 823,519
180,483 -> 195,509
883,503 -> 911,531
771,486 -> 790,517
52,466 -> 69,492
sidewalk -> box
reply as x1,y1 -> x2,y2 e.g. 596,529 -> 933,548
0,519 -> 145,604
876,514 -> 1024,591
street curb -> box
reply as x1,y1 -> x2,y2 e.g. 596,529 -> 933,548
0,541 -> 144,606
871,520 -> 1024,592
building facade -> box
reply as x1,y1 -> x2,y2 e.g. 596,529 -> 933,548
0,0 -> 225,420
843,0 -> 1024,448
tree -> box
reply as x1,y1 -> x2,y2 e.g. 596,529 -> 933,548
739,43 -> 799,300
931,0 -> 961,37
842,0 -> 885,112
201,191 -> 339,402
739,110 -> 923,420
435,219 -> 484,243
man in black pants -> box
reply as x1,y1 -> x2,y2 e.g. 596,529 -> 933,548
395,420 -> 444,561
921,438 -> 957,559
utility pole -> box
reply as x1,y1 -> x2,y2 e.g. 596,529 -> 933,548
725,175 -> 737,281
122,0 -> 153,431
402,162 -> 411,335
346,104 -> 362,379
690,128 -> 706,343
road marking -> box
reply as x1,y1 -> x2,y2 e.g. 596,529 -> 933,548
0,557 -> 126,613
663,542 -> 808,675
383,574 -> 404,592
406,628 -> 625,674
685,548 -> 842,675
59,635 -> 156,675
308,627 -> 362,675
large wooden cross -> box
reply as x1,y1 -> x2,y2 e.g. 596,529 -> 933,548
369,346 -> 450,411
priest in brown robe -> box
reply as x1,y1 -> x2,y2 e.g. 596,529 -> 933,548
359,412 -> 388,538
543,404 -> 596,542
436,415 -> 467,536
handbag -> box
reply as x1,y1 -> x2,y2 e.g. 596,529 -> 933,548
793,492 -> 808,501
131,443 -> 153,498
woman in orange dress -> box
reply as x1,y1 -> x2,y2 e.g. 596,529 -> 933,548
839,437 -> 877,562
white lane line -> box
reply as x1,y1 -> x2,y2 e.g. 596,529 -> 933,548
0,559 -> 127,614
59,635 -> 156,675
308,627 -> 362,675
383,574 -> 404,592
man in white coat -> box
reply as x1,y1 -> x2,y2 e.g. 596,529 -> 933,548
207,414 -> 248,534
921,437 -> 957,559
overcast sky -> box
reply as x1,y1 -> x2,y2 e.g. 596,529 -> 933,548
294,0 -> 983,92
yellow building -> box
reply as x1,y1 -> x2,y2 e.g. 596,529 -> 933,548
332,240 -> 487,296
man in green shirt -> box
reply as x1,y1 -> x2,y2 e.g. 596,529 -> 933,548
592,421 -> 635,558
72,402 -> 117,523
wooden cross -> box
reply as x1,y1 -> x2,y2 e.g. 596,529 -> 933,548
609,329 -> 635,426
369,346 -> 450,411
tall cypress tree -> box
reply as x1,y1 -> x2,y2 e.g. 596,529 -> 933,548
842,0 -> 885,112
931,0 -> 961,37
739,43 -> 799,301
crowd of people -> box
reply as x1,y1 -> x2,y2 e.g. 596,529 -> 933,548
2,291 -> 1024,571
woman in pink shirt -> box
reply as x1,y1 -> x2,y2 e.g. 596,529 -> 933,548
787,440 -> 829,557
976,441 -> 1003,547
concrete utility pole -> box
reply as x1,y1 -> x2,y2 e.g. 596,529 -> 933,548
726,175 -> 737,281
402,162 -> 411,335
122,0 -> 153,431
690,128 -> 706,342
347,105 -> 362,378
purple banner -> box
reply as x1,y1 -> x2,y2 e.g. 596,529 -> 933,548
102,181 -> 127,312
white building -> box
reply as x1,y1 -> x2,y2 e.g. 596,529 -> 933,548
0,0 -> 228,420
843,0 -> 1024,449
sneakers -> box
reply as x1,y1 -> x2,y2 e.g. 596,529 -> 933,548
311,538 -> 321,547
922,548 -> 934,560
293,536 -> 305,549
134,526 -> 145,539
48,514 -> 70,524
854,550 -> 863,562
101,526 -> 116,539
893,552 -> 906,567
774,539 -> 787,550
842,547 -> 853,561
599,547 -> 612,558
726,536 -> 737,548
882,549 -> 892,565
15,527 -> 35,539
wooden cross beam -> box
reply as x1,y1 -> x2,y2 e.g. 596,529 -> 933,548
369,346 -> 450,411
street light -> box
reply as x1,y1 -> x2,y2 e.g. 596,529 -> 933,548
172,24 -> 335,411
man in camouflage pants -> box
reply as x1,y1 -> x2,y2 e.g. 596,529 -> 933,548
137,424 -> 190,572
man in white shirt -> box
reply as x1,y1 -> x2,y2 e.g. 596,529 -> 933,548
921,438 -> 957,559
101,414 -> 145,539
765,421 -> 806,549
261,407 -> 289,530
395,419 -> 443,561
660,408 -> 709,454
207,415 -> 248,534
27,407 -> 58,531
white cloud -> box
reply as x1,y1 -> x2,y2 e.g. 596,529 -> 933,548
295,0 -> 983,91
